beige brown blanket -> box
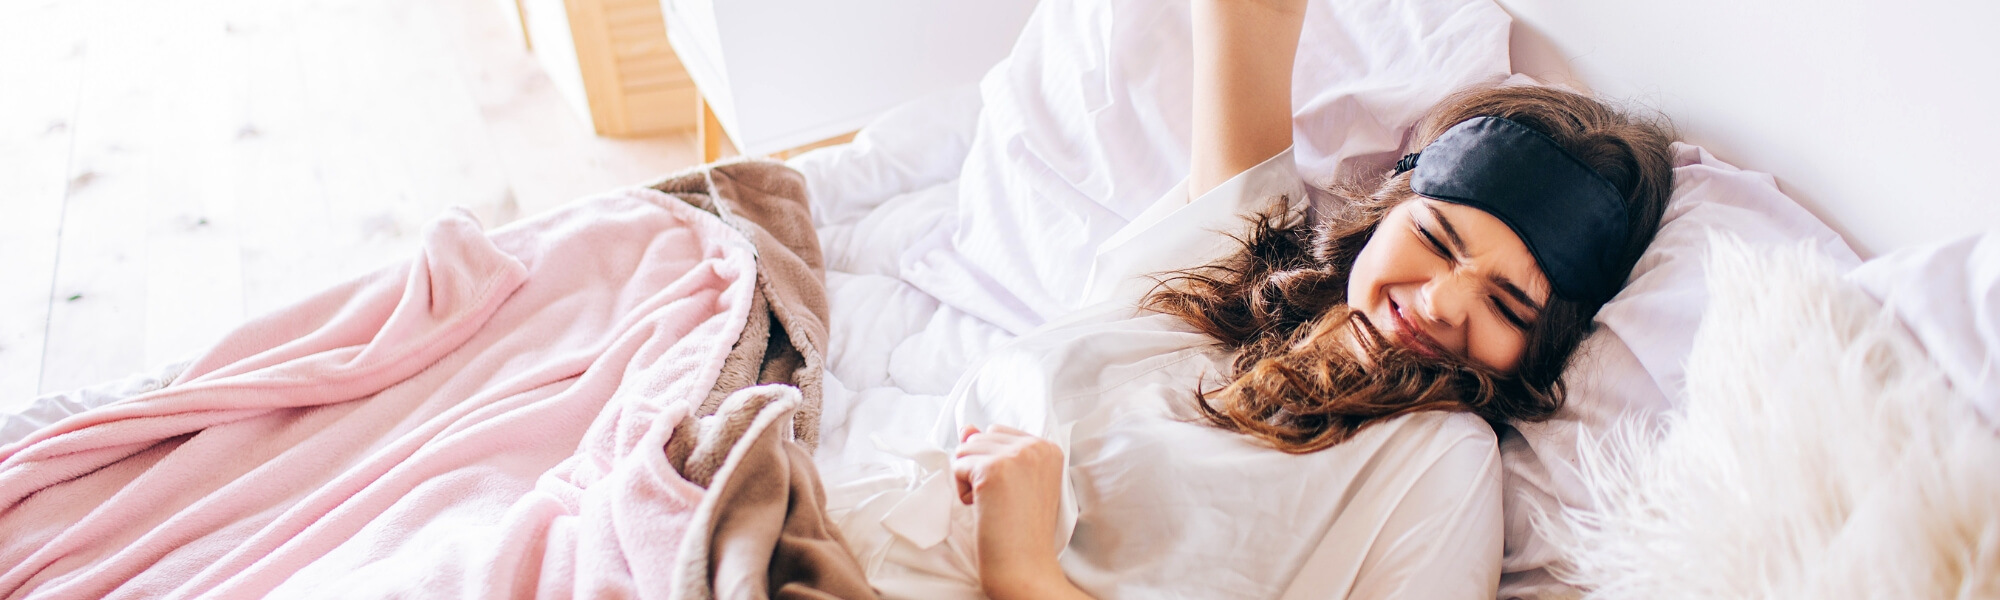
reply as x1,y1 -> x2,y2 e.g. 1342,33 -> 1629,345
652,160 -> 832,450
651,160 -> 877,599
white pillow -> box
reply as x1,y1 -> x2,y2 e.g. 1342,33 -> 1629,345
1846,233 -> 2000,425
1498,142 -> 1863,597
898,0 -> 1512,334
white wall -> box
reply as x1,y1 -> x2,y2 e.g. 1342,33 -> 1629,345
1498,0 -> 2000,257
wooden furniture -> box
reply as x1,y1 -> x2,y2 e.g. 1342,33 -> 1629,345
695,95 -> 855,162
659,0 -> 1037,162
515,0 -> 698,136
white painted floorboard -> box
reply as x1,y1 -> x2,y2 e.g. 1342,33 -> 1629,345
0,0 -> 702,413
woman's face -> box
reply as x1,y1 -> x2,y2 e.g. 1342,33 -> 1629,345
1345,197 -> 1551,373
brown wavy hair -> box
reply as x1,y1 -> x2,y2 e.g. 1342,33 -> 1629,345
1143,84 -> 1675,453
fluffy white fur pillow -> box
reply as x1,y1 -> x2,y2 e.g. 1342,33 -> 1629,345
1548,235 -> 2000,598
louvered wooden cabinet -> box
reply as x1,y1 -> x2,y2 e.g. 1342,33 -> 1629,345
511,0 -> 698,136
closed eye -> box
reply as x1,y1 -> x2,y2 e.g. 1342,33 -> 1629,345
1490,296 -> 1529,330
1415,223 -> 1452,261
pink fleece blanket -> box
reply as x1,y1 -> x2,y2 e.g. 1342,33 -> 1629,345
0,187 -> 761,598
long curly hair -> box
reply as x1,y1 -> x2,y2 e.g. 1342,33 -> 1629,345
1143,85 -> 1675,453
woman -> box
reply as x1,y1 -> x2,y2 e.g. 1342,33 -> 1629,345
944,0 -> 1674,598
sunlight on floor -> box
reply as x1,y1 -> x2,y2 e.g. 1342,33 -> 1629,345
0,0 -> 702,407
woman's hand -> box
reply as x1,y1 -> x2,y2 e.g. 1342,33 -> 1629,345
952,425 -> 1092,600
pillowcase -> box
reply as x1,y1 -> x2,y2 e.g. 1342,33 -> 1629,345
896,0 -> 1513,335
1846,233 -> 2000,425
1498,142 -> 1862,598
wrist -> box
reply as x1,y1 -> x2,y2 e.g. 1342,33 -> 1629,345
981,555 -> 1070,600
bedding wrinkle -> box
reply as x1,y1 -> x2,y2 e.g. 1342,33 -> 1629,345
790,84 -> 983,229
819,182 -> 958,278
884,304 -> 1009,397
1850,234 -> 2000,423
0,162 -> 875,599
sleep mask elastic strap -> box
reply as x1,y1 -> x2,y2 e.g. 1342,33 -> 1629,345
1394,116 -> 1631,304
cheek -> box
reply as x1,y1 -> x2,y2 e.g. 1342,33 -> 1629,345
1467,324 -> 1529,373
1344,231 -> 1395,302
1347,228 -> 1425,293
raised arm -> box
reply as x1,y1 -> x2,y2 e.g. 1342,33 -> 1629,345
1188,0 -> 1310,200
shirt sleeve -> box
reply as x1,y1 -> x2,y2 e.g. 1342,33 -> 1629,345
1081,147 -> 1309,307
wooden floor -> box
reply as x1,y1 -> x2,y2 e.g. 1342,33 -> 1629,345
0,0 -> 703,412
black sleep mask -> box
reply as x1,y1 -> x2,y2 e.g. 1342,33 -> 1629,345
1394,116 -> 1631,304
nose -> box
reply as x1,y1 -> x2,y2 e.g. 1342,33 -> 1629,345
1415,271 -> 1477,332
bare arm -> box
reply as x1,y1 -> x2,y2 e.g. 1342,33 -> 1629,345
1188,0 -> 1309,200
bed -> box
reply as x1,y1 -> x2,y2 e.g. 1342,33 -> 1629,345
6,0 -> 1997,597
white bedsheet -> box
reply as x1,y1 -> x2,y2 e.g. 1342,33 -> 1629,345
1848,233 -> 2000,424
0,360 -> 185,446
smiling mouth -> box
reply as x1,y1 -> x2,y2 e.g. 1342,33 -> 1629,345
1387,298 -> 1448,360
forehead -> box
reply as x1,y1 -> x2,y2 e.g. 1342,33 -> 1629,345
1407,198 -> 1553,300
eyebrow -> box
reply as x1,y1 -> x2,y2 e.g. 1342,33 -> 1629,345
1425,203 -> 1547,315
1424,204 -> 1468,253
1495,279 -> 1545,315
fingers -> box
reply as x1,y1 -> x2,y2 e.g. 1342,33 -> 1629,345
987,423 -> 1029,436
953,423 -> 1065,509
954,424 -> 1035,459
955,426 -> 1062,469
954,458 -> 976,505
953,424 -> 1037,505
953,435 -> 1006,458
